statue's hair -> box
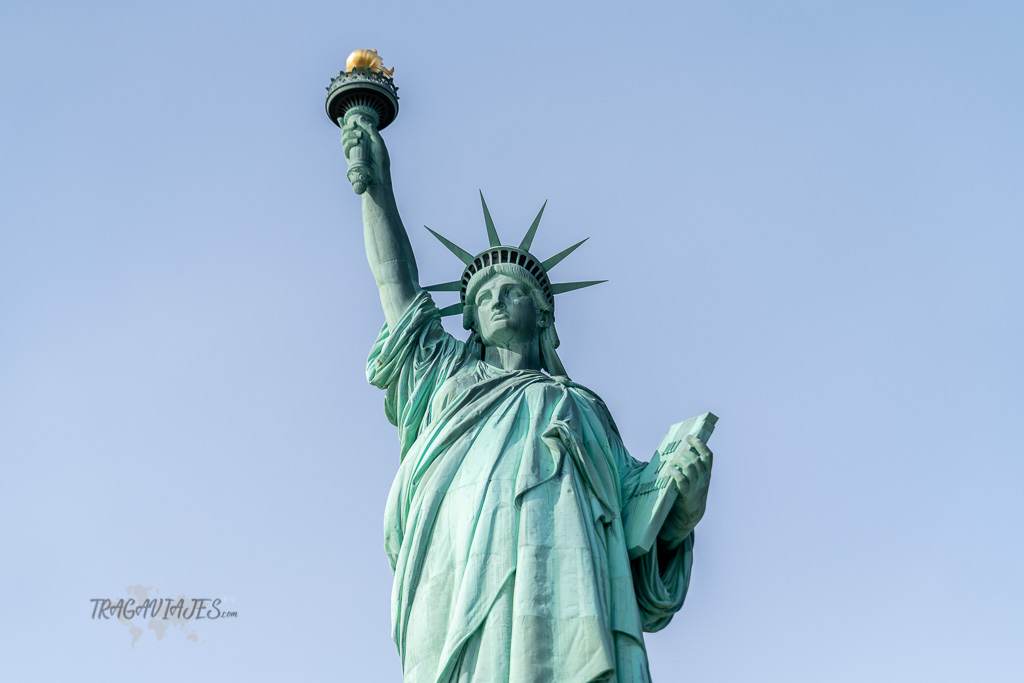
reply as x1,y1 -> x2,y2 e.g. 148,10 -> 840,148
462,264 -> 567,377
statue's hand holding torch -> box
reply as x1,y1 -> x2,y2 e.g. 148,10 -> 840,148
341,113 -> 390,194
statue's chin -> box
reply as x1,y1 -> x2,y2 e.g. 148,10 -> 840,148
480,327 -> 540,349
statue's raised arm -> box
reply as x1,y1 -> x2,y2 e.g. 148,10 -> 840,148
341,115 -> 420,327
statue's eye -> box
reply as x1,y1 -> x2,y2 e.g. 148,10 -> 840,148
477,291 -> 492,304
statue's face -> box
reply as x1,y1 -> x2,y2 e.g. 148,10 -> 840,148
473,274 -> 541,347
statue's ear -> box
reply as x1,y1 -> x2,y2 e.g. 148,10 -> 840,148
537,311 -> 552,329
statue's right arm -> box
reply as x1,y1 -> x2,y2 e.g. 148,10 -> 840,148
342,115 -> 421,328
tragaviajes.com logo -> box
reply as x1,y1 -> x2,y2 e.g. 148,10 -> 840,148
90,585 -> 238,647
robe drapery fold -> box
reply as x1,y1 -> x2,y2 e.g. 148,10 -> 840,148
367,293 -> 694,683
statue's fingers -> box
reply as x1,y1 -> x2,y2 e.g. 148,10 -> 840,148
342,137 -> 360,154
344,115 -> 366,137
684,434 -> 706,453
686,435 -> 713,459
668,469 -> 689,495
693,458 -> 707,478
357,115 -> 384,143
669,456 -> 694,475
667,454 -> 699,483
367,124 -> 384,146
340,122 -> 362,139
664,463 -> 689,492
353,115 -> 381,141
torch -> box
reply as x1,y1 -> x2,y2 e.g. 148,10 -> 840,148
325,49 -> 399,194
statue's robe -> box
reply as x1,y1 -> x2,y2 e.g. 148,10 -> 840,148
368,293 -> 694,683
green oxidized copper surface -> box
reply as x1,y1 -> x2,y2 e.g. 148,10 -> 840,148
328,51 -> 716,682
325,67 -> 399,130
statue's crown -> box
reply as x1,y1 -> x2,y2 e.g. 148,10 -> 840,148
424,193 -> 606,320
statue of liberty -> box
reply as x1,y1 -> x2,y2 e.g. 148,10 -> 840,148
331,51 -> 715,683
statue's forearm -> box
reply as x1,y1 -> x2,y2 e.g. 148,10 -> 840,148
362,185 -> 421,327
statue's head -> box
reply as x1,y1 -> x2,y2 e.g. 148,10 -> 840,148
463,264 -> 564,374
424,194 -> 606,377
466,267 -> 550,344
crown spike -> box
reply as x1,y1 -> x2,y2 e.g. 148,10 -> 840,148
550,280 -> 607,295
519,200 -> 547,252
438,302 -> 465,317
541,237 -> 589,271
480,191 -> 501,248
423,281 -> 462,292
424,226 -> 474,265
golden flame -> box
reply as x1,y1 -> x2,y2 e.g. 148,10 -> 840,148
345,49 -> 394,77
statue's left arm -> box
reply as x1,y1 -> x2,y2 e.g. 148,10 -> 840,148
625,436 -> 712,631
599,413 -> 706,632
571,389 -> 707,631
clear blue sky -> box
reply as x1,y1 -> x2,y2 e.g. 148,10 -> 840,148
2,1 -> 1022,681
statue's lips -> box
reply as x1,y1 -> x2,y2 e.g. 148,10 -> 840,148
491,312 -> 510,321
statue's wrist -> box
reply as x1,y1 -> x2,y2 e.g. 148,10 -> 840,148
657,524 -> 689,550
364,179 -> 397,208
659,499 -> 697,543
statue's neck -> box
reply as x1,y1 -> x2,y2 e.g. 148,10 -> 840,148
483,340 -> 542,372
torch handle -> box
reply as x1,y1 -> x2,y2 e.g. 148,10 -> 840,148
340,105 -> 381,195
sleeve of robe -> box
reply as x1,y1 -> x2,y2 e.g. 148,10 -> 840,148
619,446 -> 696,633
570,385 -> 697,633
365,292 -> 466,459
